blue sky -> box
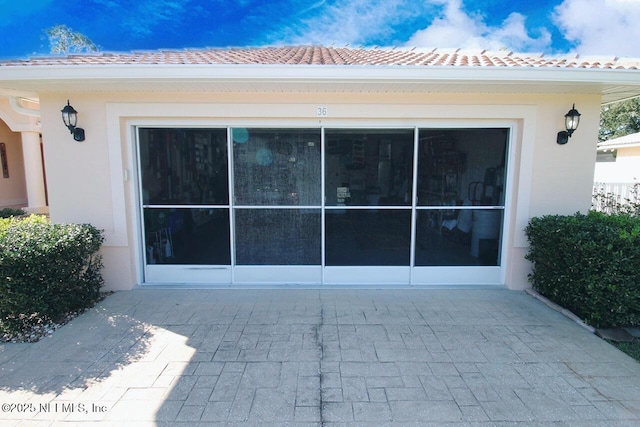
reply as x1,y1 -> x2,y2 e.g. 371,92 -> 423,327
1,0 -> 640,59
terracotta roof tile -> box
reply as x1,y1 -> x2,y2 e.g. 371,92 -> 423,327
1,46 -> 639,70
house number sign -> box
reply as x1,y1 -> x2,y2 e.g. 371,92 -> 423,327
316,106 -> 328,117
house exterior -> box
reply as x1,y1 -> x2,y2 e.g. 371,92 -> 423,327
593,131 -> 640,210
1,46 -> 639,291
595,131 -> 640,182
0,97 -> 41,210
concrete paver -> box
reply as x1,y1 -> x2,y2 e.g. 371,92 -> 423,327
0,288 -> 639,426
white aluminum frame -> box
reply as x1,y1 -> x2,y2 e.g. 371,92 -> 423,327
128,116 -> 518,287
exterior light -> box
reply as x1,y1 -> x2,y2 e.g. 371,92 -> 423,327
61,100 -> 85,142
556,104 -> 581,145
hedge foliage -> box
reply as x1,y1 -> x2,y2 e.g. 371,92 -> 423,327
0,208 -> 26,218
525,211 -> 640,328
0,215 -> 104,336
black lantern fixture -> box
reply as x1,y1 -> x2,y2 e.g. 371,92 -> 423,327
556,104 -> 581,145
61,100 -> 85,142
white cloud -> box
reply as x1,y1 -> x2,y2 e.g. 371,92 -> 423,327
267,0 -> 640,57
405,0 -> 551,52
553,0 -> 640,56
270,0 -> 422,46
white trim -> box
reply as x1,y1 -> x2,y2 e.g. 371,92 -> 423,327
233,266 -> 322,284
511,113 -> 535,248
132,126 -> 145,285
113,102 -> 536,122
232,205 -> 320,209
145,265 -> 232,284
597,132 -> 640,150
226,126 -> 236,280
4,63 -> 640,86
110,102 -> 531,287
0,105 -> 40,133
9,97 -> 39,117
3,64 -> 639,105
412,266 -> 502,286
105,104 -> 131,246
320,127 -> 326,283
323,267 -> 411,285
410,126 -> 420,274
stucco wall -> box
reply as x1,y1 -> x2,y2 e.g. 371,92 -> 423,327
0,120 -> 27,208
37,92 -> 601,291
594,146 -> 640,183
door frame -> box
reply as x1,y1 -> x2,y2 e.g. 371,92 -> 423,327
121,111 -> 524,287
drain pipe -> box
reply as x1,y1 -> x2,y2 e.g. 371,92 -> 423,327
9,96 -> 40,117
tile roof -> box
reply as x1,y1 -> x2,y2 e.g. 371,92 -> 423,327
2,46 -> 640,70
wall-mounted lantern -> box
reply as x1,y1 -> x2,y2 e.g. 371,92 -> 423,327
61,100 -> 85,142
556,104 -> 581,145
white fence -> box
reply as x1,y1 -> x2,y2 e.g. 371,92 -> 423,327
592,182 -> 638,214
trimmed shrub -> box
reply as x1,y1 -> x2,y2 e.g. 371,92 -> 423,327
0,208 -> 26,218
525,211 -> 640,328
0,215 -> 104,336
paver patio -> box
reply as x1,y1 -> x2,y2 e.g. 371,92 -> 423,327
0,288 -> 639,426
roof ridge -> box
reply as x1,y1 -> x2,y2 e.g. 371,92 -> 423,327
1,45 -> 639,70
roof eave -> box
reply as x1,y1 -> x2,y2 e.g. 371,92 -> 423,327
1,62 -> 638,79
597,143 -> 640,150
1,63 -> 639,103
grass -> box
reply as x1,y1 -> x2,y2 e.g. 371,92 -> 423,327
609,340 -> 640,362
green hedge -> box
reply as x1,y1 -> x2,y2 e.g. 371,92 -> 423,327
0,215 -> 104,336
0,208 -> 26,218
525,211 -> 640,328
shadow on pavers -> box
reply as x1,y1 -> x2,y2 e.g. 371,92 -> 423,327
0,296 -> 154,385
0,288 -> 639,425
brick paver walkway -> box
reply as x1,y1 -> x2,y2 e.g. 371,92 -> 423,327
1,289 -> 639,425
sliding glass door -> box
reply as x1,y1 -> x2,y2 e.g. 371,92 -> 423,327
231,128 -> 323,283
323,129 -> 414,284
138,128 -> 232,283
137,125 -> 509,285
413,128 -> 508,284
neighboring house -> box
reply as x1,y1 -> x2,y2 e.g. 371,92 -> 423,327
595,131 -> 640,182
0,46 -> 639,291
593,132 -> 640,211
